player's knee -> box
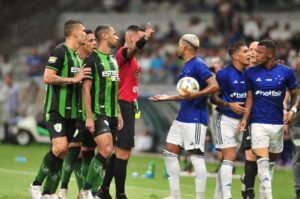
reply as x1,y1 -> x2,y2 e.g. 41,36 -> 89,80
116,147 -> 131,160
100,145 -> 113,158
52,145 -> 68,158
165,143 -> 180,154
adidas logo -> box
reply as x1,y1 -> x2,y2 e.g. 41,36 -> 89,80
256,78 -> 262,82
233,80 -> 238,84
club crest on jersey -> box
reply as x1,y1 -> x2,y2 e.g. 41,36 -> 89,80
54,123 -> 62,133
48,56 -> 57,63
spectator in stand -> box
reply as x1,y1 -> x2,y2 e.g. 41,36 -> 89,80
0,54 -> 13,77
26,47 -> 44,77
0,72 -> 19,138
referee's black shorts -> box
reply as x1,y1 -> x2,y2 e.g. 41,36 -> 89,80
115,100 -> 135,149
240,128 -> 252,151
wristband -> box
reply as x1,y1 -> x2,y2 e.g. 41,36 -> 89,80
291,106 -> 298,113
135,36 -> 147,49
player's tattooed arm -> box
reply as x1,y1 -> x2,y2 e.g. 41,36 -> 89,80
44,67 -> 91,85
180,76 -> 219,100
210,92 -> 246,115
285,88 -> 300,123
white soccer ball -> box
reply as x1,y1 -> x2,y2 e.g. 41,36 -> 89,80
176,76 -> 200,95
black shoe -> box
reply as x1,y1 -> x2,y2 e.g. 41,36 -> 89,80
116,193 -> 127,199
97,188 -> 113,199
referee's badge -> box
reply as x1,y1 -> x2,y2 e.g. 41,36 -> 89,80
54,123 -> 62,133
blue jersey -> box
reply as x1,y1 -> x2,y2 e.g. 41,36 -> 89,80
176,57 -> 213,125
245,63 -> 297,124
216,63 -> 247,119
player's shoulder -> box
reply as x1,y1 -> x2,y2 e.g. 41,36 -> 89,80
246,64 -> 262,73
85,50 -> 98,62
116,46 -> 124,56
51,43 -> 67,54
277,63 -> 293,72
192,56 -> 208,68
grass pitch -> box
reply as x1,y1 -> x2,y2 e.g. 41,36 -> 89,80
0,144 -> 294,199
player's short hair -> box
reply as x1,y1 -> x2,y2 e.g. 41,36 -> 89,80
64,19 -> 83,37
85,29 -> 93,35
126,25 -> 144,33
181,34 -> 200,49
258,39 -> 277,55
95,25 -> 112,41
228,42 -> 247,57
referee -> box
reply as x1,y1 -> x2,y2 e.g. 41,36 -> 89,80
98,24 -> 153,199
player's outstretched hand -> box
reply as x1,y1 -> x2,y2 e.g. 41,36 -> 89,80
238,119 -> 247,132
229,102 -> 246,115
144,23 -> 154,39
149,94 -> 169,102
74,65 -> 91,82
85,117 -> 95,133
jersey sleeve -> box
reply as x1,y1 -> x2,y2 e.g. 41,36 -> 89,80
83,55 -> 95,80
196,62 -> 213,82
286,67 -> 298,90
46,48 -> 64,71
216,69 -> 227,94
245,69 -> 253,91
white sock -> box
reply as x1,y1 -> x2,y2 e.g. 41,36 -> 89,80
258,162 -> 275,199
258,183 -> 265,199
163,150 -> 181,199
257,158 -> 272,199
214,167 -> 222,199
269,162 -> 275,178
220,160 -> 234,199
191,155 -> 207,199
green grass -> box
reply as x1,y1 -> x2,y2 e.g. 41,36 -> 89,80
0,144 -> 295,199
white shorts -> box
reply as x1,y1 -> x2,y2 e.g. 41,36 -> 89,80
215,113 -> 242,149
166,120 -> 207,152
250,123 -> 284,153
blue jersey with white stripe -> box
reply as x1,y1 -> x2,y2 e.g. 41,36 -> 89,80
245,63 -> 297,124
216,63 -> 247,119
176,57 -> 213,125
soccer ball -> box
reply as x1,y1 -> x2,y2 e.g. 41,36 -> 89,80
176,76 -> 199,95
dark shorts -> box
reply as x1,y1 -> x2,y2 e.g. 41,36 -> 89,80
77,120 -> 96,148
241,128 -> 251,151
46,112 -> 77,142
94,115 -> 119,137
115,100 -> 135,149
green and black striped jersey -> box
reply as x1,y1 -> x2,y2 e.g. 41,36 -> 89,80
77,57 -> 86,121
84,49 -> 119,118
44,43 -> 81,121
